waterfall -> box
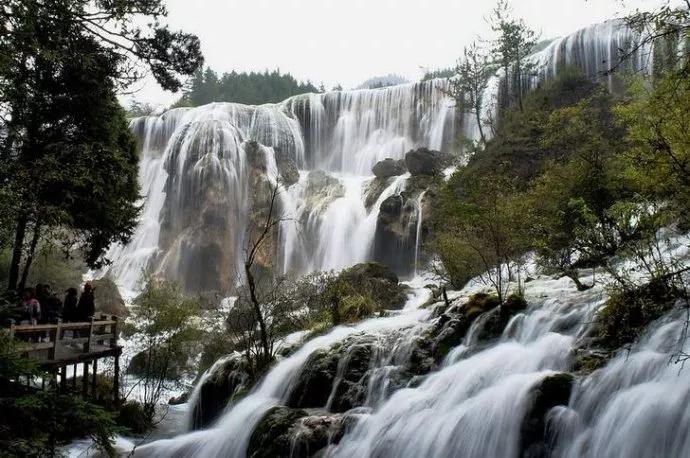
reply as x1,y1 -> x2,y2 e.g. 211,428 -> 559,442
108,16 -> 690,458
413,190 -> 427,277
101,81 -> 455,294
138,286 -> 433,457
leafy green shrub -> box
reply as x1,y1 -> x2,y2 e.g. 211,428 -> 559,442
339,294 -> 376,323
116,400 -> 150,435
596,280 -> 677,349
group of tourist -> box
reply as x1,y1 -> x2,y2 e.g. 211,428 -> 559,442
19,282 -> 95,325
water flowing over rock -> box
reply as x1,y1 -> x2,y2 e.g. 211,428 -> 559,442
405,148 -> 451,176
101,80 -> 456,294
125,18 -> 690,458
372,158 -> 407,179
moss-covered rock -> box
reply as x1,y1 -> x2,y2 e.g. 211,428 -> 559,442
189,354 -> 251,430
328,342 -> 374,412
476,293 -> 528,342
571,348 -> 609,375
372,158 -> 406,179
286,348 -> 340,408
520,373 -> 574,458
594,279 -> 678,349
430,293 -> 499,359
248,406 -> 308,458
339,262 -> 408,311
404,148 -> 452,176
290,414 -> 351,456
248,408 -> 352,458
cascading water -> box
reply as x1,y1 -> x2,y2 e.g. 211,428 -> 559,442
138,285 -> 433,457
111,17 -> 690,457
101,81 -> 456,294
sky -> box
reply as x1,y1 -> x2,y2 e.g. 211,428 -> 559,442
128,0 -> 655,107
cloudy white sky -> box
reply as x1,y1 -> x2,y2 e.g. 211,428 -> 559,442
129,0 -> 655,107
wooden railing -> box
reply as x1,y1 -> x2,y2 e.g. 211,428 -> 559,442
9,314 -> 120,362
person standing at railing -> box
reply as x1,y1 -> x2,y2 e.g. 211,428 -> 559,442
77,282 -> 95,322
63,288 -> 79,322
21,288 -> 41,326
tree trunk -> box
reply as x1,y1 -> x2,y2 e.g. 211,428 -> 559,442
8,215 -> 28,292
245,263 -> 270,362
565,269 -> 592,292
475,105 -> 486,146
18,219 -> 42,292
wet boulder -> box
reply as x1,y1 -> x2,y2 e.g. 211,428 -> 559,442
339,262 -> 409,310
290,414 -> 351,456
248,407 -> 352,458
275,148 -> 299,187
287,348 -> 340,408
476,294 -> 528,342
520,373 -> 574,458
372,158 -> 407,179
248,407 -> 308,458
329,342 -> 374,412
430,293 -> 502,359
189,354 -> 251,430
404,148 -> 453,176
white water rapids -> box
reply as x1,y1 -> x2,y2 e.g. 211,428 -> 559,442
99,17 -> 690,458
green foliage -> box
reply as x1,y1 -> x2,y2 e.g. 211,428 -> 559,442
339,294 -> 377,323
0,332 -> 116,456
176,67 -> 319,107
1,391 -> 116,456
595,279 -> 678,349
616,71 -> 690,222
490,0 -> 539,110
1,0 -> 203,291
123,280 -> 204,426
0,247 -> 85,296
422,67 -> 456,81
116,401 -> 150,436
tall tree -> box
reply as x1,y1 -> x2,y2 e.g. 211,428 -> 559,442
0,1 -> 203,291
445,42 -> 494,147
490,0 -> 538,112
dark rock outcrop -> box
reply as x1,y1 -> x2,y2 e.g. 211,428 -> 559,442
274,148 -> 300,186
372,193 -> 417,276
404,148 -> 453,176
189,355 -> 251,430
287,348 -> 340,408
340,262 -> 409,310
520,373 -> 574,458
248,407 -> 352,458
248,407 -> 308,458
372,158 -> 406,179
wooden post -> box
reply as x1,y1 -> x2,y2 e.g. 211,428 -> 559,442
111,316 -> 119,349
82,362 -> 89,398
85,317 -> 95,353
113,351 -> 120,408
73,364 -> 78,388
9,322 -> 15,339
49,319 -> 62,360
91,359 -> 98,400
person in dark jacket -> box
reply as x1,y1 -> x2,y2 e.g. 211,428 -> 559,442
41,284 -> 62,323
63,288 -> 79,322
77,282 -> 96,321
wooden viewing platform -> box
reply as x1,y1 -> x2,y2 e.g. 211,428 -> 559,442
10,314 -> 122,405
